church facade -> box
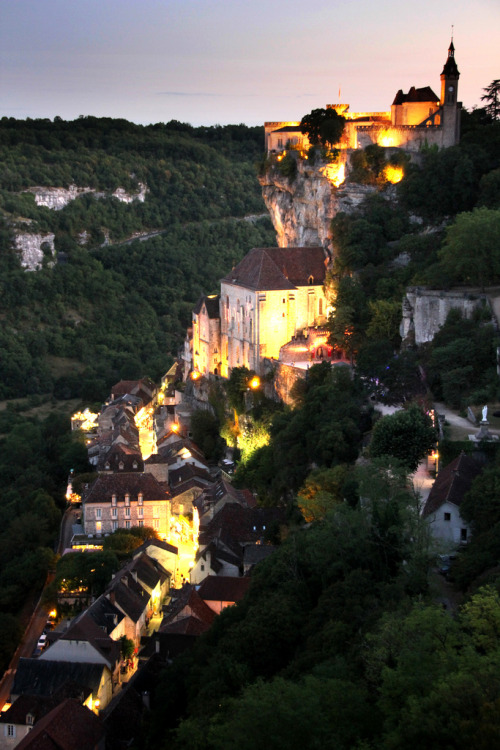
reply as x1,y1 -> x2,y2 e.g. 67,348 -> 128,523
265,40 -> 461,154
192,246 -> 329,378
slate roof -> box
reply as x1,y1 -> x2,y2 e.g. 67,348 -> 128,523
12,659 -> 106,700
15,698 -> 103,750
84,472 -> 170,504
169,463 -> 213,490
56,613 -> 121,667
99,443 -> 144,473
160,586 -> 215,632
199,503 -> 286,547
85,595 -> 125,636
441,41 -> 459,77
392,86 -> 439,105
423,453 -> 482,517
0,694 -> 57,727
221,246 -> 327,291
197,575 -> 250,604
133,538 -> 178,557
193,294 -> 220,319
107,580 -> 148,623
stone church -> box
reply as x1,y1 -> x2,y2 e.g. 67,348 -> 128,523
192,246 -> 329,378
265,39 -> 461,154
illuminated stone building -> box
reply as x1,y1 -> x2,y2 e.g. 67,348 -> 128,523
192,294 -> 221,376
215,246 -> 328,377
265,40 -> 460,154
83,473 -> 171,539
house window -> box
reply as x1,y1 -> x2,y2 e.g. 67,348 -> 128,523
138,507 -> 143,518
444,512 -> 451,521
7,725 -> 15,737
153,506 -> 159,518
125,507 -> 130,518
138,493 -> 143,506
125,494 -> 130,506
112,520 -> 118,531
96,508 -> 102,519
26,714 -> 34,726
111,507 -> 117,518
138,520 -> 144,528
461,528 -> 468,542
96,521 -> 102,534
118,461 -> 124,470
125,521 -> 130,530
153,519 -> 159,530
111,494 -> 117,506
201,563 -> 205,571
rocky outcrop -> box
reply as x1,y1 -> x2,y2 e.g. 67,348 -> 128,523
15,232 -> 55,271
24,183 -> 148,210
258,155 -> 375,254
400,287 -> 497,345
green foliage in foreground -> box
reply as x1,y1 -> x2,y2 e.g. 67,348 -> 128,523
369,403 -> 437,472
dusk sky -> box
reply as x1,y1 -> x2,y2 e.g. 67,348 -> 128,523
1,0 -> 498,127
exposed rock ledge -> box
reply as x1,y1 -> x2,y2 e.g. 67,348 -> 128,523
258,157 -> 375,254
15,233 -> 55,271
23,183 -> 148,210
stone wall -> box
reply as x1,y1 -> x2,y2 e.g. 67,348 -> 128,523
400,287 -> 495,345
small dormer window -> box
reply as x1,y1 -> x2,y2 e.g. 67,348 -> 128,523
111,494 -> 117,506
119,461 -> 124,470
308,275 -> 314,285
133,461 -> 138,469
26,714 -> 34,726
105,462 -> 110,470
125,493 -> 130,506
138,493 -> 143,506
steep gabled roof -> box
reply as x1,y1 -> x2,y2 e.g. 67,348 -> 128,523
86,595 -> 124,635
197,575 -> 250,604
12,659 -> 106,700
423,453 -> 482,517
15,698 -> 103,750
84,472 -> 170,504
56,614 -> 121,667
392,86 -> 439,106
221,247 -> 327,291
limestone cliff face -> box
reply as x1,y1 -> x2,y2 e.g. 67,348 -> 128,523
23,183 -> 148,210
15,232 -> 55,271
258,156 -> 375,254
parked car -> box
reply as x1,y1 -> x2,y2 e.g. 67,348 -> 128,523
37,633 -> 47,650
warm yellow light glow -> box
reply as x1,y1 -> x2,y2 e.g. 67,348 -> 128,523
49,610 -> 57,618
171,423 -> 179,432
384,165 -> 404,184
249,376 -> 260,390
320,162 -> 345,187
71,408 -> 98,432
191,370 -> 201,380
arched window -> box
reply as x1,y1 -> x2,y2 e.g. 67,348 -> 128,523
308,275 -> 314,285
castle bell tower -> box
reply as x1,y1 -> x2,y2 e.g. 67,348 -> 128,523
440,38 -> 460,106
440,38 -> 461,146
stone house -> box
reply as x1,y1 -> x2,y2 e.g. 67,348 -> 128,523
82,472 -> 171,539
423,453 -> 482,547
192,294 -> 221,376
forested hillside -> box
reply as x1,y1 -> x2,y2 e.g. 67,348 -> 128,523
0,117 -> 276,401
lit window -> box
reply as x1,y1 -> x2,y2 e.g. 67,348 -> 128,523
96,521 -> 102,534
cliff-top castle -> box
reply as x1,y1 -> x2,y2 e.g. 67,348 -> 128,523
265,39 -> 460,154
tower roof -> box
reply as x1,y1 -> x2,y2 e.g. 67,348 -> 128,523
221,246 -> 327,291
441,39 -> 459,78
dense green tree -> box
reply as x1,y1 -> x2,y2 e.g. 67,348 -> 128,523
438,206 -> 500,287
369,404 -> 436,472
299,108 -> 345,149
481,80 -> 500,121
